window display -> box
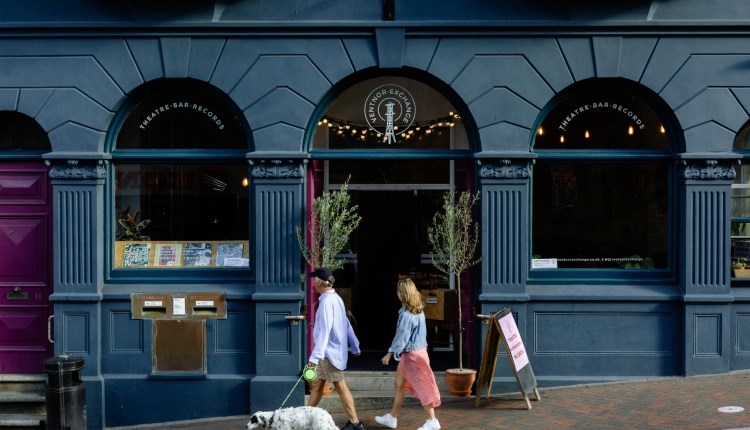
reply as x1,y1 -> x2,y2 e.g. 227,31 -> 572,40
111,78 -> 251,271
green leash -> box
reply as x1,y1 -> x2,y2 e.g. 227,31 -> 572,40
278,365 -> 317,409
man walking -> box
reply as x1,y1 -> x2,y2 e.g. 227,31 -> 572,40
306,267 -> 365,430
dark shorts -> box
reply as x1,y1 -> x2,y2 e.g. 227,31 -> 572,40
317,358 -> 345,382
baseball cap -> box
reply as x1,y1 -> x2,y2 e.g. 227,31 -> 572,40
308,267 -> 333,282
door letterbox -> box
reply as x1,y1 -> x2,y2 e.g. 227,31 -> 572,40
131,293 -> 227,374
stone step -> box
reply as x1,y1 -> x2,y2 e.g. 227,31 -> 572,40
0,377 -> 45,394
0,414 -> 44,430
308,371 -> 463,414
0,392 -> 46,416
0,376 -> 46,428
344,371 -> 451,392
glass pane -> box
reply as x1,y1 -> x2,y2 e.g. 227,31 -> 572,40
313,76 -> 467,150
734,121 -> 750,150
116,80 -> 248,150
115,163 -> 249,240
328,159 -> 450,185
732,164 -> 750,217
532,162 -> 669,269
534,86 -> 668,150
0,111 -> 51,151
114,163 -> 249,269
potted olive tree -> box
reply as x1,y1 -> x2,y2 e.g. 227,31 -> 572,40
428,190 -> 481,396
296,180 -> 362,271
296,180 -> 362,395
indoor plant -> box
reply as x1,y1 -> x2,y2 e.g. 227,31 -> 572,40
733,258 -> 750,278
117,207 -> 151,241
427,190 -> 481,396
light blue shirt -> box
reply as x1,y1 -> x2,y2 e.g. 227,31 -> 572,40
388,307 -> 428,361
309,289 -> 360,370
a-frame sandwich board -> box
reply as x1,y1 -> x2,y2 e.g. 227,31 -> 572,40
475,308 -> 541,409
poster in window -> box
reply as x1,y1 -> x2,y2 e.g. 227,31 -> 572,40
183,242 -> 213,267
122,243 -> 151,267
216,242 -> 246,267
155,243 -> 183,267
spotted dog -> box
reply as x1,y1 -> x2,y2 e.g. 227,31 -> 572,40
246,406 -> 338,430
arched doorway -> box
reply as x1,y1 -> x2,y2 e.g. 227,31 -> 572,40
307,75 -> 474,371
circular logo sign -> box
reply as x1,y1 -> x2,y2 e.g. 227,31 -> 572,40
363,84 -> 416,144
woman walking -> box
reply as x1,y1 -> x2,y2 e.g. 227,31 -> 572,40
375,278 -> 441,430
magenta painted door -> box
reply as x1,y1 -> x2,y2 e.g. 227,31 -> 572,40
0,162 -> 53,373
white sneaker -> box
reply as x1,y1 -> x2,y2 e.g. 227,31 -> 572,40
374,413 -> 398,429
417,419 -> 440,430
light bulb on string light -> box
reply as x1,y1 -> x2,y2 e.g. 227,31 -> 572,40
584,130 -> 590,139
319,112 -> 463,144
559,135 -> 565,144
628,125 -> 634,135
537,127 -> 544,136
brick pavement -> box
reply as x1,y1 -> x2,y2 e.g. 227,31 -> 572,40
111,370 -> 750,430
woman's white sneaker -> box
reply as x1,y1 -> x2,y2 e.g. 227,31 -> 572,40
374,413 -> 398,429
417,419 -> 441,430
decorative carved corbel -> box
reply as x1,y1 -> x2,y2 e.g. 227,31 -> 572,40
47,159 -> 107,179
680,159 -> 736,180
249,159 -> 306,179
477,159 -> 533,179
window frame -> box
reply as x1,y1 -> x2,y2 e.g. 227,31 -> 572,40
105,79 -> 252,284
528,79 -> 679,284
731,121 -> 750,281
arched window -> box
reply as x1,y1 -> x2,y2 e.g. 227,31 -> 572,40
307,74 -> 473,353
0,111 -> 51,151
731,122 -> 750,278
110,78 -> 251,273
531,79 -> 674,274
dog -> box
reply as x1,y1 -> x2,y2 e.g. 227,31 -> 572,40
246,406 -> 338,430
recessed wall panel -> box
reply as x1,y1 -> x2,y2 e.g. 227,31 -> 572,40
535,312 -> 673,354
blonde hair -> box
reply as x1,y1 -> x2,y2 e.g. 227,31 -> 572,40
397,278 -> 424,314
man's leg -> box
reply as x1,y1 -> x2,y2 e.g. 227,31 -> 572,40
333,379 -> 360,424
307,379 -> 326,407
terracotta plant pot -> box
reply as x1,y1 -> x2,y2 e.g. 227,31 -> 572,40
445,368 -> 477,397
733,267 -> 750,278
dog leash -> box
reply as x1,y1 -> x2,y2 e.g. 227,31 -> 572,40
270,365 -> 317,426
278,365 -> 317,409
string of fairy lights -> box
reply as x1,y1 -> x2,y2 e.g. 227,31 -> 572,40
537,124 -> 666,144
318,111 -> 461,143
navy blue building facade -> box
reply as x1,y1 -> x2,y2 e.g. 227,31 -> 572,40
1,1 -> 750,428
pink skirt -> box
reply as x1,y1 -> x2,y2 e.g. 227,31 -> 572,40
397,348 -> 441,408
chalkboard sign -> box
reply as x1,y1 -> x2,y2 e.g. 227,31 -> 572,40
475,308 -> 540,409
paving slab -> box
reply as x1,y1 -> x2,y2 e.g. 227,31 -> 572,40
108,370 -> 750,430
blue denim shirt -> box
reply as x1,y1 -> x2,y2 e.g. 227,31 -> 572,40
388,307 -> 428,361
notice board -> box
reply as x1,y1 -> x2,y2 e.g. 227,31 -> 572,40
475,307 -> 540,409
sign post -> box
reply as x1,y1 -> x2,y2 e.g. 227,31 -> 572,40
475,308 -> 541,409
